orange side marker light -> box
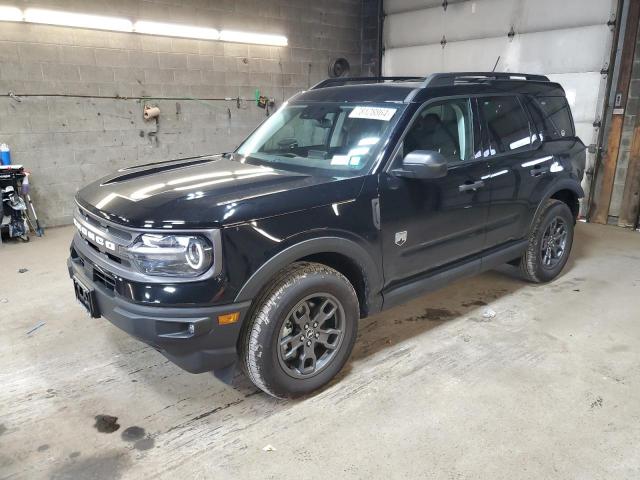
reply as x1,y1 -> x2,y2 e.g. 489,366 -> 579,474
218,312 -> 240,325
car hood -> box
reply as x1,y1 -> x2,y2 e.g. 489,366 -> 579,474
76,155 -> 365,229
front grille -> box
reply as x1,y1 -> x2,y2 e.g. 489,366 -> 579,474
71,246 -> 118,293
71,248 -> 116,292
93,267 -> 116,291
106,252 -> 122,264
70,248 -> 85,268
78,206 -> 133,243
74,206 -> 135,272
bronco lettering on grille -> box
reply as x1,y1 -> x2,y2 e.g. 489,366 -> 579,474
73,218 -> 117,252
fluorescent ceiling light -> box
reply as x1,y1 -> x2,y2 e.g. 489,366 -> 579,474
0,7 -> 287,46
134,21 -> 219,40
0,6 -> 22,21
220,30 -> 287,46
24,8 -> 133,32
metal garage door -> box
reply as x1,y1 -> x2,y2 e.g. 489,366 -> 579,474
383,0 -> 618,208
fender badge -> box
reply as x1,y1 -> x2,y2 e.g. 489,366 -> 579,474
395,231 -> 407,246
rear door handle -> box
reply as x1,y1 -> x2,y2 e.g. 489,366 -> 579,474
530,166 -> 549,177
458,180 -> 485,192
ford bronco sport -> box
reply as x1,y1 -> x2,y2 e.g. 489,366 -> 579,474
68,72 -> 585,398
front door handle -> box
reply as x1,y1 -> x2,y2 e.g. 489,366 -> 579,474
459,180 -> 485,192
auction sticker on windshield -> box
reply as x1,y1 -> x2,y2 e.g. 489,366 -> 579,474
348,106 -> 397,121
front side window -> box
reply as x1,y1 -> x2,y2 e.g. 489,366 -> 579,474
481,96 -> 533,155
236,103 -> 404,177
403,98 -> 473,163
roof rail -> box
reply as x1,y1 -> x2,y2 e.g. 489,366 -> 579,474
311,76 -> 424,90
422,72 -> 550,88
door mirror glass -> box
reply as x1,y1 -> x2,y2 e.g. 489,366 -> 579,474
393,150 -> 448,179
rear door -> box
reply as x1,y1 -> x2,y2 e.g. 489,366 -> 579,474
478,95 -> 546,248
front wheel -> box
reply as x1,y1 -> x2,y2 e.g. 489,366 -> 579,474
519,199 -> 574,283
240,262 -> 359,398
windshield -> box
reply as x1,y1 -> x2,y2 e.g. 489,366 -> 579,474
236,102 -> 404,177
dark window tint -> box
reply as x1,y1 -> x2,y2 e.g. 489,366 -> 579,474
528,96 -> 574,140
404,98 -> 473,163
481,96 -> 532,155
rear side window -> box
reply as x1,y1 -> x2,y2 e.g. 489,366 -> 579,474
480,96 -> 533,155
527,96 -> 574,140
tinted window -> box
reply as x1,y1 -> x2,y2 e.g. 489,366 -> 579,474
404,98 -> 473,163
481,96 -> 533,155
528,96 -> 574,140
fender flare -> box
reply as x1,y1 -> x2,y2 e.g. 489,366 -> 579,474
233,236 -> 383,308
530,178 -> 584,228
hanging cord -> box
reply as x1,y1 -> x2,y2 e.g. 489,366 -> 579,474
1,92 -> 255,111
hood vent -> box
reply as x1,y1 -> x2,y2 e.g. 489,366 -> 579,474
102,157 -> 217,185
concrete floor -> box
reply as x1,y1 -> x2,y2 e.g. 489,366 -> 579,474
1,223 -> 639,479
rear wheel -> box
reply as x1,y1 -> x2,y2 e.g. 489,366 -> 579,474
240,262 -> 359,398
519,199 -> 574,283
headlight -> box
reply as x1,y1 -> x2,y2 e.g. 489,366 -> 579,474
124,234 -> 213,277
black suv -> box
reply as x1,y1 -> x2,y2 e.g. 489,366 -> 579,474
68,72 -> 585,398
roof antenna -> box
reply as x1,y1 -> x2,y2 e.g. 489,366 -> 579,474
492,55 -> 501,72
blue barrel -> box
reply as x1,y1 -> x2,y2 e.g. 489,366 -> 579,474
0,144 -> 10,165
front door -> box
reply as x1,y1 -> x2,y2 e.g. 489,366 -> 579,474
379,97 -> 491,287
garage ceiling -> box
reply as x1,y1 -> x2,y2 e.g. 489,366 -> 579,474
383,0 -> 618,205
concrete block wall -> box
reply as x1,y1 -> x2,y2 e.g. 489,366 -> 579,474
360,0 -> 381,76
0,0 -> 374,226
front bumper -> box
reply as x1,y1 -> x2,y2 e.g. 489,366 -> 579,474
67,251 -> 251,374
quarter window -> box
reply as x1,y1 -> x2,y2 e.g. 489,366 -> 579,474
528,96 -> 574,140
481,96 -> 533,155
403,98 -> 473,163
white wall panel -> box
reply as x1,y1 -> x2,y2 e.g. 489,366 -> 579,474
547,73 -> 603,123
385,0 -> 613,32
575,122 -> 596,149
501,26 -> 610,74
383,0 -> 617,211
385,0 -> 465,15
385,1 -> 512,48
517,0 -> 613,32
384,25 -> 610,76
386,0 -> 612,49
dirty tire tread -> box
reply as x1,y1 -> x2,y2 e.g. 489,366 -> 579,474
239,262 -> 308,391
239,261 -> 358,398
519,198 -> 573,283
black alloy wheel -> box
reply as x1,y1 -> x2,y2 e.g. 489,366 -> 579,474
277,293 -> 346,378
540,216 -> 569,268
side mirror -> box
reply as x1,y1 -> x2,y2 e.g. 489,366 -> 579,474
392,150 -> 448,180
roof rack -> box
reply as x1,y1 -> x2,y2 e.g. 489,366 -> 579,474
308,72 -> 551,98
310,76 -> 424,90
421,72 -> 550,88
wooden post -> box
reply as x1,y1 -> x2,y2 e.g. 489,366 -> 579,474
618,118 -> 640,227
590,0 -> 640,224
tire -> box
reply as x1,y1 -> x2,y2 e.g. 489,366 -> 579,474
240,261 -> 359,398
519,199 -> 574,283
